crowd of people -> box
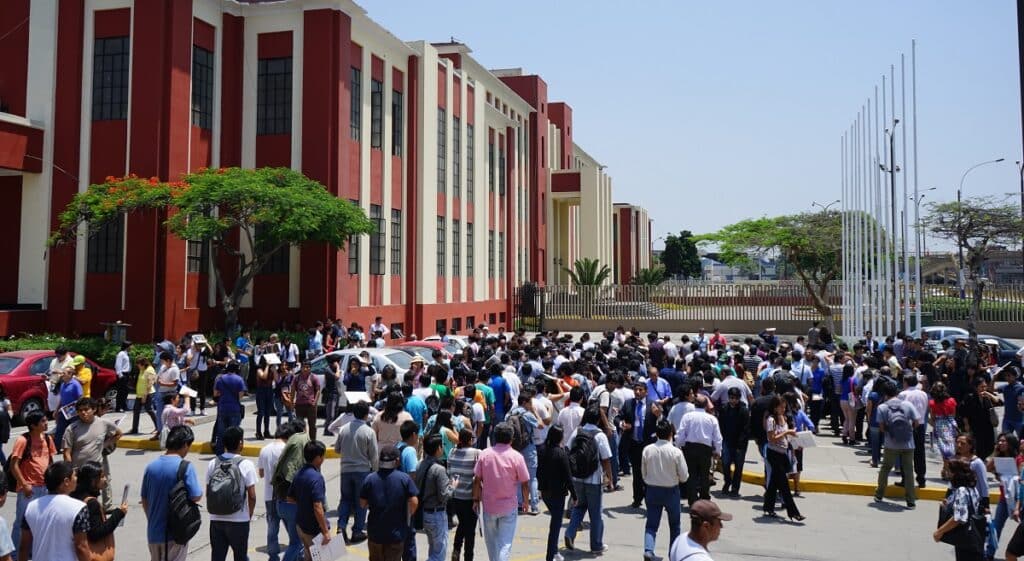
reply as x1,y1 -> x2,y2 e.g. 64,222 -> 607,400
7,319 -> 1024,561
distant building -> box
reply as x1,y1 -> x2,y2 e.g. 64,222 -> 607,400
612,204 -> 652,284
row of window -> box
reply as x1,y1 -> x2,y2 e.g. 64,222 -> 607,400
434,217 -> 502,278
435,313 -> 506,336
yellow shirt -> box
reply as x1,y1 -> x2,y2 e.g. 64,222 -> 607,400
76,366 -> 93,398
136,365 -> 156,396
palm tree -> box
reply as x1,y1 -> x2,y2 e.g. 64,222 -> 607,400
631,266 -> 666,286
563,258 -> 611,286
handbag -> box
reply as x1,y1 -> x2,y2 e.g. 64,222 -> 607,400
87,498 -> 115,561
989,405 -> 999,428
937,489 -> 985,549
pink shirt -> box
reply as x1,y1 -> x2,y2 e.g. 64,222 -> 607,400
473,443 -> 529,515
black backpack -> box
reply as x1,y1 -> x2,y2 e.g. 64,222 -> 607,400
568,430 -> 600,479
507,411 -> 532,451
167,460 -> 202,544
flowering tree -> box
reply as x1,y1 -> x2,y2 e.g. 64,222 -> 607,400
49,167 -> 373,335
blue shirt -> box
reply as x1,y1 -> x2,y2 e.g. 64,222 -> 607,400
214,373 -> 246,414
810,367 -> 826,395
1002,382 -> 1024,426
141,455 -> 202,544
646,377 -> 671,406
404,396 -> 427,435
60,378 -> 82,407
234,337 -> 251,363
360,468 -> 419,544
397,442 -> 418,473
290,464 -> 328,536
489,376 -> 510,420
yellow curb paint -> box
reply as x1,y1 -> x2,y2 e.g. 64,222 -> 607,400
117,437 -> 341,459
740,471 -> 999,503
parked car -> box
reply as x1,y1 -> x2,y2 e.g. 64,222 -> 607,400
395,341 -> 453,363
307,347 -> 413,389
423,335 -> 469,354
937,334 -> 1021,366
910,326 -> 970,351
0,350 -> 117,422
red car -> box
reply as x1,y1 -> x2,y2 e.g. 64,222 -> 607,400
0,350 -> 118,421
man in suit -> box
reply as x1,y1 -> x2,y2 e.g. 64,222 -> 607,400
619,381 -> 661,509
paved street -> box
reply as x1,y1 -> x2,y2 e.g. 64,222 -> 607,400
4,404 -> 1009,561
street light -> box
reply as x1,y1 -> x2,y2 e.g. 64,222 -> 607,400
909,188 -> 936,257
956,158 -> 1006,297
880,120 -> 901,336
811,199 -> 840,213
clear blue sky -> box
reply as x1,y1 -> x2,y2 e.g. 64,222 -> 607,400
358,0 -> 1022,249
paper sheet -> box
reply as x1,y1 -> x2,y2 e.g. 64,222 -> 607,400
792,430 -> 817,449
309,535 -> 347,561
995,457 -> 1018,478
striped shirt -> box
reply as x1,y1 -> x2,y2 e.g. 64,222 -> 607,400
447,447 -> 480,500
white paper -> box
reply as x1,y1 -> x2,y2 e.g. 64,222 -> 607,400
179,386 -> 198,398
191,334 -> 208,345
995,457 -> 1018,478
345,391 -> 371,404
792,430 -> 817,449
309,535 -> 347,561
263,353 -> 282,366
60,403 -> 78,421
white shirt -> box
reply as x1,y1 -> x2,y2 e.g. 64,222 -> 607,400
532,396 -> 554,445
664,341 -> 679,361
709,377 -> 753,407
898,387 -> 930,421
370,322 -> 390,336
24,494 -> 86,561
557,403 -> 585,447
257,441 -> 286,499
642,439 -> 689,488
114,350 -> 131,377
157,363 -> 180,386
207,453 -> 259,522
675,409 -> 723,455
669,534 -> 714,561
470,402 -> 486,424
668,401 -> 695,433
567,424 -> 612,484
502,370 -> 521,403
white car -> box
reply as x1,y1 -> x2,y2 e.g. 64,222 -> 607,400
307,347 -> 412,388
423,335 -> 469,354
910,326 -> 969,350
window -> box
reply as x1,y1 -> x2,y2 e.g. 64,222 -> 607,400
435,319 -> 447,335
437,108 -> 446,195
499,312 -> 506,324
191,46 -> 214,129
369,204 -> 384,275
92,37 -> 129,121
466,316 -> 475,330
350,67 -> 361,140
488,230 -> 495,278
348,199 -> 360,273
466,222 -> 474,277
392,90 -> 403,156
452,219 -> 460,277
452,117 -> 461,198
452,317 -> 462,332
498,139 -> 506,196
466,124 -> 475,204
436,216 -> 446,277
186,240 -> 208,273
488,134 -> 495,192
256,225 -> 289,274
391,209 -> 402,275
489,313 -> 496,325
498,232 -> 504,278
370,79 -> 383,149
86,215 -> 124,273
257,57 -> 292,135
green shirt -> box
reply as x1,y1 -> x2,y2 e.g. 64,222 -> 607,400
272,432 -> 311,500
475,383 -> 496,423
430,383 -> 452,401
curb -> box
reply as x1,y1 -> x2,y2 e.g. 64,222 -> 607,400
117,435 -> 341,459
739,471 -> 999,504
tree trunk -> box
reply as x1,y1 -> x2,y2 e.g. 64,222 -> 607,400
966,255 -> 984,369
796,271 -> 835,337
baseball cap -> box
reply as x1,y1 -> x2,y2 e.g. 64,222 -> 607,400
689,499 -> 732,522
71,355 -> 86,366
379,445 -> 400,469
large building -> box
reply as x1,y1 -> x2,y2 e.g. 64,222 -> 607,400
612,203 -> 652,284
0,0 -> 650,341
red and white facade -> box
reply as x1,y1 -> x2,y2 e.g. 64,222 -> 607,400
0,0 -> 649,341
612,203 -> 653,284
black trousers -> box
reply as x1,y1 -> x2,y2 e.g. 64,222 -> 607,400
210,520 -> 250,561
763,448 -> 800,518
449,498 -> 476,561
829,394 -> 843,434
131,394 -> 157,433
114,375 -> 130,411
855,408 -> 866,441
628,440 -> 646,504
913,424 -> 927,484
683,442 -> 713,505
809,398 -> 825,431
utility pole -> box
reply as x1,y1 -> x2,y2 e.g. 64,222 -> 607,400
882,122 -> 900,336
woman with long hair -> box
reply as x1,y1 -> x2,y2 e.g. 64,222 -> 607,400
537,425 -> 577,561
70,461 -> 127,561
933,458 -> 983,561
839,363 -> 857,445
763,395 -> 804,521
784,392 -> 814,497
427,409 -> 459,460
372,391 -> 412,449
955,434 -> 991,502
986,432 -> 1021,560
960,376 -> 998,460
447,428 -> 481,561
930,381 -> 959,471
254,356 -> 275,439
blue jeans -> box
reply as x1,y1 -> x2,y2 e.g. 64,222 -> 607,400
565,481 -> 604,551
338,471 -> 369,533
988,496 -> 1010,558
54,413 -> 75,452
274,395 -> 293,430
256,387 -> 275,436
868,426 -> 882,465
721,441 -> 748,493
516,444 -> 539,510
213,411 -> 242,455
11,485 -> 47,561
277,500 -> 302,561
423,509 -> 449,561
266,499 -> 282,561
644,485 -> 681,555
481,510 -> 518,561
609,431 -> 620,487
541,495 -> 566,561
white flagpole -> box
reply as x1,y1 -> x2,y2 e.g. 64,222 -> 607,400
901,54 -> 911,335
890,64 -> 898,336
842,133 -> 849,338
912,40 -> 922,332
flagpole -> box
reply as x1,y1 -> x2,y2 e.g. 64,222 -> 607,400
901,53 -> 910,335
912,40 -> 922,332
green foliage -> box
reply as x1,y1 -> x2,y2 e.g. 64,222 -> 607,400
563,258 -> 611,286
631,266 -> 667,286
0,334 -> 150,368
661,231 -> 701,279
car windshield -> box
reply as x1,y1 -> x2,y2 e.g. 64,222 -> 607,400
400,347 -> 434,361
383,351 -> 413,369
0,357 -> 23,375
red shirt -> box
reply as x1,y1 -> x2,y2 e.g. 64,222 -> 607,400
929,397 -> 957,417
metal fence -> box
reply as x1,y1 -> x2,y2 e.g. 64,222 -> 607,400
922,284 -> 1024,323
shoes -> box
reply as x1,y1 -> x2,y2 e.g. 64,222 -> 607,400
323,431 -> 335,437
763,510 -> 779,518
789,514 -> 806,522
894,481 -> 905,487
564,536 -> 575,550
451,549 -> 460,561
869,462 -> 878,468
728,491 -> 741,498
126,431 -> 140,436
349,531 -> 367,544
613,484 -> 624,491
148,435 -> 160,441
339,527 -> 350,544
643,551 -> 655,561
906,502 -> 916,510
793,491 -> 802,498
917,481 -> 926,489
255,432 -> 263,440
630,501 -> 642,509
528,507 -> 540,516
590,545 -> 609,554
553,554 -> 565,561
873,496 -> 883,503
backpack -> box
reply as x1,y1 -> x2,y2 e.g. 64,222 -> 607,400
206,455 -> 246,515
507,411 -> 532,451
167,460 -> 202,544
425,393 -> 441,416
884,402 -> 914,445
4,434 -> 52,494
568,430 -> 600,479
